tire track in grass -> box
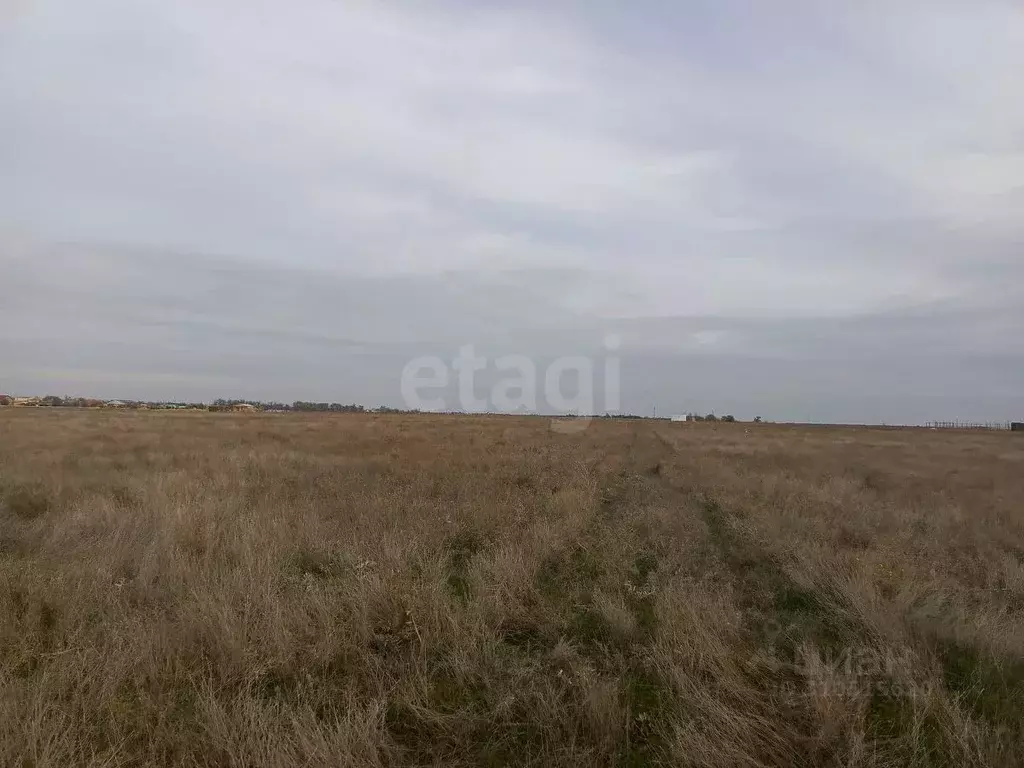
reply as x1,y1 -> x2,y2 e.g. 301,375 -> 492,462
650,428 -> 972,766
540,426 -> 681,766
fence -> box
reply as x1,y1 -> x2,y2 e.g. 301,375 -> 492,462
928,421 -> 1013,430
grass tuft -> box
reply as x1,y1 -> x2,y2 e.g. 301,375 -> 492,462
1,480 -> 53,520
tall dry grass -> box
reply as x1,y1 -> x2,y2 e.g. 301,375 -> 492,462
1,408 -> 1023,766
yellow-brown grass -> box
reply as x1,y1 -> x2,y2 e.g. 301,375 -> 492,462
1,409 -> 1023,766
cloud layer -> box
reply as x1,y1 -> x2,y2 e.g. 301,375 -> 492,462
2,1 -> 1022,422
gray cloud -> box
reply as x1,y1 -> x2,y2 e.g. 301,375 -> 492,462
2,244 -> 1021,424
1,1 -> 1022,422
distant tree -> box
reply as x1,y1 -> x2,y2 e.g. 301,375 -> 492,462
705,413 -> 718,422
753,416 -> 763,423
327,403 -> 366,412
722,414 -> 736,423
0,395 -> 11,406
41,395 -> 64,407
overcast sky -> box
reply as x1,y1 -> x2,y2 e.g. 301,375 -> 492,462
1,1 -> 1022,423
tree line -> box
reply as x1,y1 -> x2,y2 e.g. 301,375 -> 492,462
5,396 -> 757,422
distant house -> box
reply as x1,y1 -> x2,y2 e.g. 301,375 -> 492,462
12,396 -> 42,407
670,415 -> 688,422
105,400 -> 128,409
1013,422 -> 1023,432
231,402 -> 258,413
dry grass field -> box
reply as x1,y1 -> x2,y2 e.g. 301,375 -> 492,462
2,408 -> 1024,767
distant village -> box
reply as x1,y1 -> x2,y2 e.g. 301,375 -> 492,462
0,394 -> 239,411
0,395 -> 393,413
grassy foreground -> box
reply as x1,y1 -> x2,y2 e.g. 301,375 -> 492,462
2,409 -> 1024,767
